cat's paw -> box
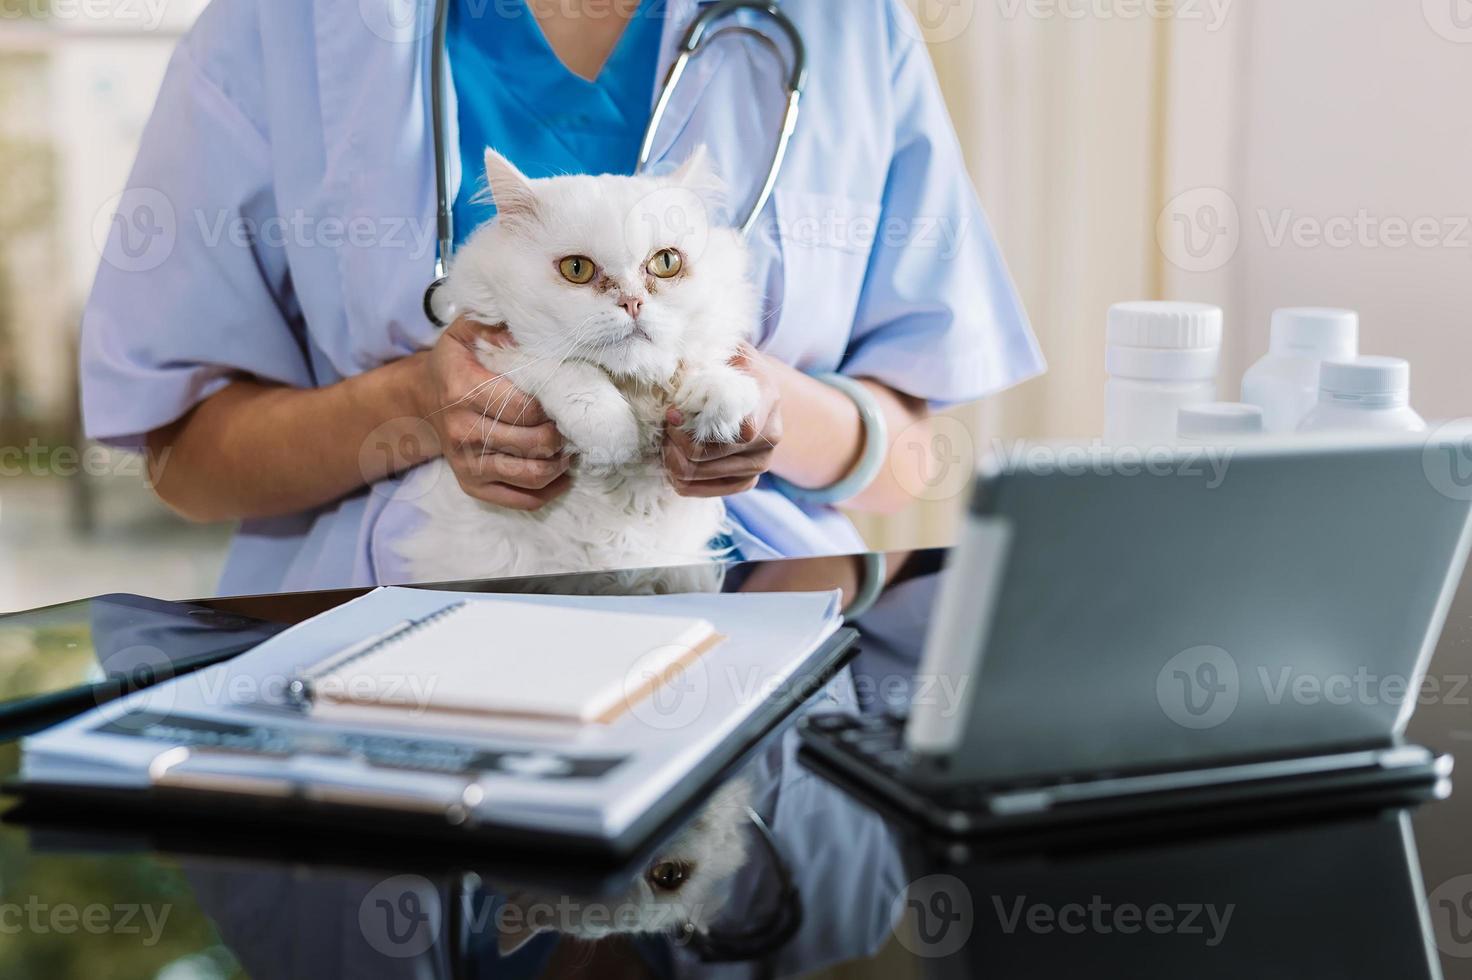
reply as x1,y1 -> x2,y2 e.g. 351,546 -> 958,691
584,414 -> 643,472
557,393 -> 643,471
677,368 -> 761,446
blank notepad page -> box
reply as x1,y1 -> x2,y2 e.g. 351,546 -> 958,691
309,600 -> 720,725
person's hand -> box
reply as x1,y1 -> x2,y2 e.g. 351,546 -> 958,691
418,316 -> 570,510
663,345 -> 783,497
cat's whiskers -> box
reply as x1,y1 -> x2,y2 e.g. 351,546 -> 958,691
434,324 -> 609,425
446,331 -> 592,467
428,354 -> 566,424
497,314 -> 603,429
468,315 -> 603,474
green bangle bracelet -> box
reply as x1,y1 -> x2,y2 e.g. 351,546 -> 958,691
841,552 -> 888,620
772,373 -> 888,506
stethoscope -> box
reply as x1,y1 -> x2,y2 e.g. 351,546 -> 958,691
422,0 -> 808,328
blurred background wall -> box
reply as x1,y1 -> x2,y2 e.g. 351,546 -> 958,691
854,0 -> 1472,548
3,0 -> 1472,611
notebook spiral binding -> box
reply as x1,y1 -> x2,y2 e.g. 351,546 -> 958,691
285,600 -> 469,707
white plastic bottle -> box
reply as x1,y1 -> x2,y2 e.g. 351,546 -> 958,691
1105,302 -> 1222,446
1241,308 -> 1359,432
1178,402 -> 1265,443
1296,357 -> 1427,434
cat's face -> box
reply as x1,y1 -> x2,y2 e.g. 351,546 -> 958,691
449,148 -> 749,385
494,778 -> 752,955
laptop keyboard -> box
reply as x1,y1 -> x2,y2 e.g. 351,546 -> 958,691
803,713 -> 1429,828
805,710 -> 913,772
803,712 -> 1113,806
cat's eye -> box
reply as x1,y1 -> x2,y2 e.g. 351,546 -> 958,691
646,248 -> 683,279
648,860 -> 691,892
558,255 -> 597,284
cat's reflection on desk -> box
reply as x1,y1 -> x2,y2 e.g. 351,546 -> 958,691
492,778 -> 753,956
178,721 -> 905,979
181,783 -> 761,977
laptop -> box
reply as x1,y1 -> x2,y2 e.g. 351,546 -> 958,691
801,432 -> 1472,834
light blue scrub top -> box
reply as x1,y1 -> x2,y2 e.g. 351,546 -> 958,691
446,0 -> 663,244
79,0 -> 1048,595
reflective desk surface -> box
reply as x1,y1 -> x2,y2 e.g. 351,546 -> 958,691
2,548 -> 1472,979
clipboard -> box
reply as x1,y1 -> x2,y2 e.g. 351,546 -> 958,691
4,628 -> 858,861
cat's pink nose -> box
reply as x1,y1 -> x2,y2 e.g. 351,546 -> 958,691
619,295 -> 644,320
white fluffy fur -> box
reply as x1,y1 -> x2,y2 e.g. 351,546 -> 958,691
395,149 -> 759,583
493,778 -> 753,954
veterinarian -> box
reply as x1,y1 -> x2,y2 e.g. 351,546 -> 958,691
79,0 -> 1045,593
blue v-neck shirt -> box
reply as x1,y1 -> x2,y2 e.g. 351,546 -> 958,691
448,0 -> 664,245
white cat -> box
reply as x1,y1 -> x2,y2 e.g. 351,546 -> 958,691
493,778 -> 753,955
394,148 -> 760,583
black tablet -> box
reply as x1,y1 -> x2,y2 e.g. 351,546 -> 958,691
0,594 -> 284,739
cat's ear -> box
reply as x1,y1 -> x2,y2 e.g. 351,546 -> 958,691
483,148 -> 538,221
671,145 -> 724,199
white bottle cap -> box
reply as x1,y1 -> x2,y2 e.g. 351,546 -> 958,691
1270,308 -> 1358,360
1178,402 -> 1265,439
1108,302 -> 1223,350
1319,356 -> 1411,405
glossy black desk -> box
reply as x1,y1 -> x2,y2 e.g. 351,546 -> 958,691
2,549 -> 1471,979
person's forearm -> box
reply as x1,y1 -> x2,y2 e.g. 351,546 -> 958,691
146,354 -> 433,523
765,356 -> 929,514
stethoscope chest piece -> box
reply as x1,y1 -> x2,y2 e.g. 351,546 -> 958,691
423,272 -> 457,329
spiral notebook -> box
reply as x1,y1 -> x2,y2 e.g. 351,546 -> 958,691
286,599 -> 722,726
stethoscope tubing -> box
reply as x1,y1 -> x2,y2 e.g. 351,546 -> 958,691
424,0 -> 806,327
